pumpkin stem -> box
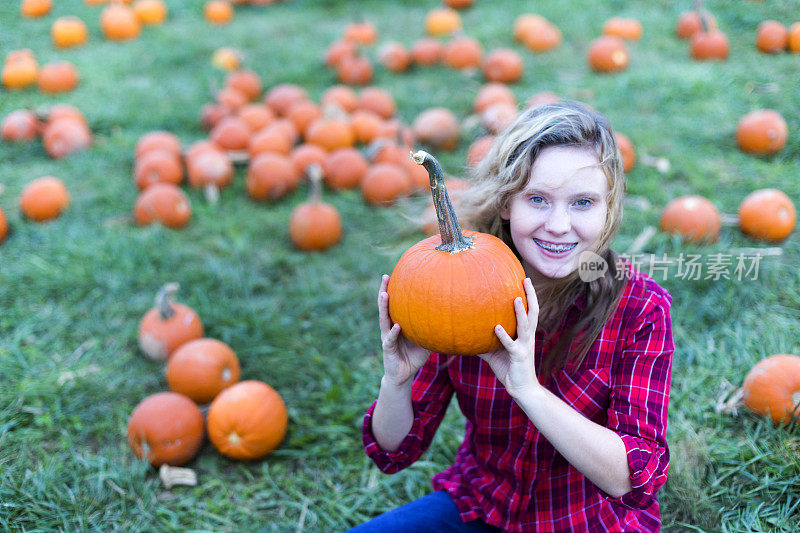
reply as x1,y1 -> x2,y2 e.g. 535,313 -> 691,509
412,150 -> 474,254
695,0 -> 710,33
155,282 -> 179,320
307,164 -> 324,204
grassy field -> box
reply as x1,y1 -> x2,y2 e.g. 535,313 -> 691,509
1,0 -> 799,531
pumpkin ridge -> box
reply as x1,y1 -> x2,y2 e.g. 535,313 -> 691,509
470,245 -> 497,354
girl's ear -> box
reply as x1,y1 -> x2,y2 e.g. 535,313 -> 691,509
500,203 -> 511,220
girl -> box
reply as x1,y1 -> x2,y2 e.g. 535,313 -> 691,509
351,102 -> 673,532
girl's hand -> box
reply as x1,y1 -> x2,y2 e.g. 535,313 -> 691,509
378,274 -> 432,387
479,278 -> 541,399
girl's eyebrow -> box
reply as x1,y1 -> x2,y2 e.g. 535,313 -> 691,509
524,188 -> 603,199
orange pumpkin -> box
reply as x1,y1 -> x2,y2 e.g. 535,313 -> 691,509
207,380 -> 288,461
615,132 -> 636,173
246,152 -> 299,201
101,3 -> 141,40
602,17 -> 643,41
166,338 -> 241,404
209,116 -> 251,151
127,392 -> 205,466
513,14 -> 548,42
249,124 -> 293,157
443,37 -> 483,70
337,55 -> 374,86
361,163 -> 412,205
481,102 -> 518,135
676,10 -> 716,39
289,165 -> 342,251
211,47 -> 243,71
19,176 -> 70,222
200,103 -> 230,131
1,49 -> 38,90
264,84 -> 308,117
216,86 -> 248,111
204,0 -> 233,25
322,147 -> 369,190
483,49 -> 524,83
42,118 -> 92,159
444,0 -> 473,9
467,135 -> 494,166
136,130 -> 182,159
324,40 -> 357,69
424,7 -> 462,36
186,148 -> 234,190
37,61 -> 80,94
756,20 -> 788,54
789,23 -> 800,53
287,100 -> 322,137
660,195 -> 721,243
134,183 -> 192,228
473,83 -> 517,114
349,110 -> 382,144
321,85 -> 359,113
134,149 -> 183,189
738,189 -> 796,242
587,36 -> 629,72
133,0 -> 168,25
520,20 -> 562,53
690,29 -> 729,60
21,0 -> 52,18
378,42 -> 412,73
51,16 -> 89,48
526,91 -> 561,108
736,109 -> 787,155
0,206 -> 7,245
1,110 -> 40,142
742,354 -> 800,425
137,283 -> 204,361
388,151 -> 526,355
237,103 -> 275,132
412,108 -> 460,151
343,21 -> 377,45
290,143 -> 328,175
306,116 -> 354,151
357,87 -> 396,120
411,38 -> 443,66
45,104 -> 87,126
226,70 -> 262,102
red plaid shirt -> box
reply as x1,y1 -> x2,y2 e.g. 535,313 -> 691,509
362,266 -> 674,532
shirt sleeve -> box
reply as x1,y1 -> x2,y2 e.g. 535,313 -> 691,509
362,352 -> 455,474
606,299 -> 674,510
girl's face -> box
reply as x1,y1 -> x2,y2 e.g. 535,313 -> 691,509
501,145 -> 609,283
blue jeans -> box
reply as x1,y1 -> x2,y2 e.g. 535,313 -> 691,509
346,491 -> 501,532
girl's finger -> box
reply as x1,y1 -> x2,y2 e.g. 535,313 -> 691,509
382,323 -> 401,349
378,291 -> 393,334
494,324 -> 514,350
524,278 -> 540,323
514,297 -> 530,342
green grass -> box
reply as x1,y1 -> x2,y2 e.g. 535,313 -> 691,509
1,0 -> 799,531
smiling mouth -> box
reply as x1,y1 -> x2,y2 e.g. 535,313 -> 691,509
533,239 -> 578,253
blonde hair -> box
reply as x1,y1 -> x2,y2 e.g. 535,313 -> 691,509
458,101 -> 628,378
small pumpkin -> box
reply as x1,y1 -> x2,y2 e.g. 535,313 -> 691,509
357,87 -> 396,119
756,20 -> 788,54
659,195 -> 721,243
199,103 -> 230,131
322,147 -> 369,190
134,149 -> 184,190
467,135 -> 494,166
264,84 -> 308,117
412,108 -> 460,151
388,150 -> 526,355
287,100 -> 322,137
249,124 -> 293,157
289,165 -> 342,251
1,110 -> 40,142
101,3 -> 141,40
615,132 -> 636,173
411,38 -> 443,66
290,143 -> 328,175
361,163 -> 412,205
136,130 -> 182,159
520,20 -> 562,53
226,70 -> 262,102
337,55 -> 374,86
321,85 -> 359,113
204,0 -> 233,25
738,189 -> 796,242
742,354 -> 800,425
42,118 -> 92,159
481,102 -> 518,135
0,205 -> 7,245
424,7 -> 462,36
211,47 -> 243,71
45,104 -> 87,126
207,380 -> 288,461
789,22 -> 800,53
305,116 -> 355,151
127,392 -> 205,466
473,83 -> 516,114
216,86 -> 249,112
133,0 -> 168,26
343,21 -> 378,45
690,28 -> 729,61
186,148 -> 234,191
513,14 -> 547,43
37,61 -> 80,94
246,152 -> 299,201
350,110 -> 383,144
51,16 -> 89,48
324,40 -> 357,69
676,9 -> 716,39
602,17 -> 643,41
587,35 -> 629,73
526,91 -> 561,108
209,116 -> 252,151
21,0 -> 52,18
137,283 -> 204,361
237,103 -> 275,132
736,109 -> 787,155
166,338 -> 241,405
134,183 -> 192,228
482,49 -> 524,83
19,176 -> 70,222
378,42 -> 412,73
443,0 -> 473,9
443,37 -> 483,70
1,49 -> 38,90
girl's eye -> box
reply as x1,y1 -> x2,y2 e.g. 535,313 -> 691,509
575,198 -> 593,207
530,196 -> 545,205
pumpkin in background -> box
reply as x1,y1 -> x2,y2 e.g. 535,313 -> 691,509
690,27 -> 729,60
246,152 -> 299,201
52,16 -> 89,48
127,392 -> 205,466
211,47 -> 243,71
481,101 -> 517,135
204,0 -> 233,25
602,17 -> 643,41
133,0 -> 168,26
0,205 -> 7,245
238,103 -> 275,131
350,110 -> 382,144
37,62 -> 80,94
101,3 -> 141,40
287,100 -> 322,137
412,108 -> 460,151
378,42 -> 413,73
2,49 -> 38,90
226,70 -> 262,102
322,148 -> 369,190
289,165 -> 342,251
361,163 -> 412,205
357,87 -> 396,120
167,338 -> 241,404
136,130 -> 182,159
756,21 -> 788,54
467,135 -> 494,166
790,23 -> 800,53
736,110 -> 787,155
46,104 -> 88,126
264,84 -> 308,117
249,124 -> 293,156
659,195 -> 721,243
482,49 -> 524,83
519,19 -> 562,53
473,83 -> 516,114
444,0 -> 473,9
42,118 -> 92,159
321,85 -> 359,113
186,147 -> 234,193
337,55 -> 374,86
615,132 -> 636,173
21,0 -> 52,18
411,38 -> 443,66
19,176 -> 70,222
676,9 -> 716,39
209,116 -> 251,151
134,183 -> 192,229
388,151 -> 526,355
290,143 -> 328,176
207,380 -> 288,461
134,149 -> 183,189
587,36 -> 629,72
343,21 -> 377,45
215,86 -> 248,111
1,110 -> 40,142
324,40 -> 357,69
443,37 -> 483,70
738,189 -> 796,242
526,91 -> 561,108
513,14 -> 547,42
137,283 -> 203,361
424,7 -> 462,36
305,116 -> 354,151
742,354 -> 800,425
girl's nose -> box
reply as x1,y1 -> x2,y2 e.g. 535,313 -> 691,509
544,205 -> 571,235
